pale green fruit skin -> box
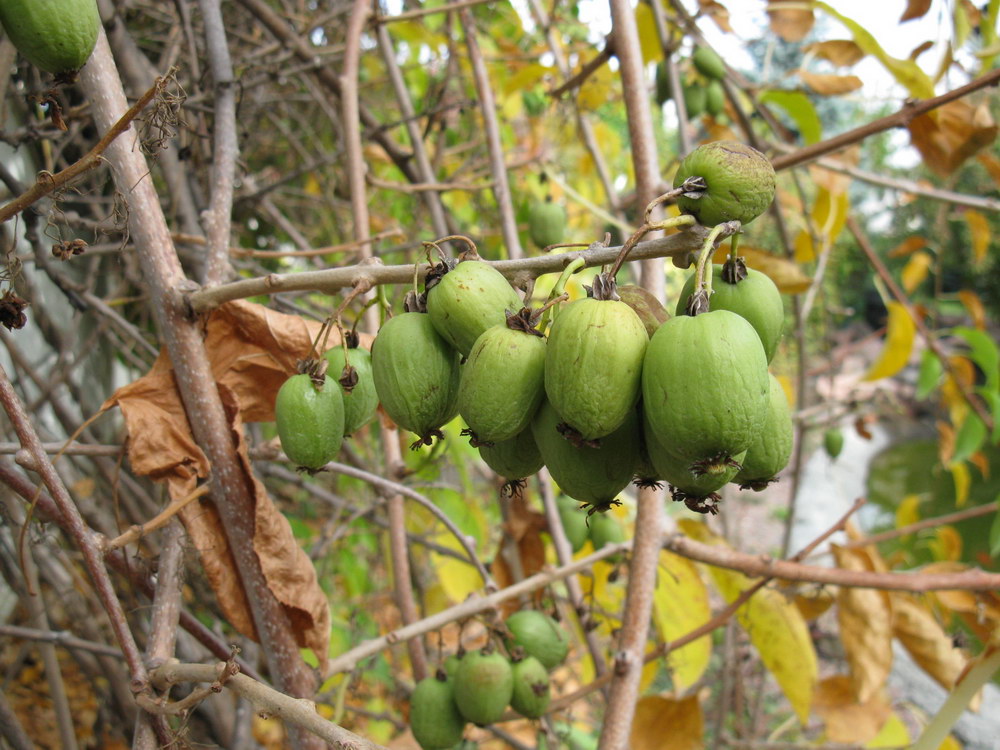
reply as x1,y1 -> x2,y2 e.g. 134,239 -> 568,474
371,313 -> 460,439
532,400 -> 638,507
644,417 -> 745,495
506,610 -> 569,670
706,79 -> 726,117
458,325 -> 546,443
692,46 -> 725,79
427,260 -> 523,357
682,82 -> 706,118
0,0 -> 99,74
824,428 -> 844,460
528,200 -> 567,249
677,265 -> 784,362
674,141 -> 776,227
545,298 -> 648,440
588,511 -> 625,559
275,374 -> 345,470
479,428 -> 543,480
323,346 -> 379,435
735,374 -> 793,487
642,310 -> 769,465
453,650 -> 514,726
510,656 -> 551,719
655,60 -> 672,106
410,675 -> 466,750
556,494 -> 590,553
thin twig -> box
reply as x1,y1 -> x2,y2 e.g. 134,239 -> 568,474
840,502 -> 997,550
105,485 -> 208,551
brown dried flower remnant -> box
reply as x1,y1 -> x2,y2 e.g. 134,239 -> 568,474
0,290 -> 29,330
52,239 -> 88,261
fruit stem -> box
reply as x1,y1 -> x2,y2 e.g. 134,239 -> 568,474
607,214 -> 695,281
728,232 -> 741,262
537,258 -> 584,331
693,222 -> 730,297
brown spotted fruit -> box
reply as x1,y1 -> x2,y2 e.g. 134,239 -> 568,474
641,309 -> 768,475
426,256 -> 522,358
734,373 -> 793,491
544,287 -> 648,440
510,655 -> 551,719
674,141 -> 775,228
410,671 -> 466,750
371,312 -> 460,447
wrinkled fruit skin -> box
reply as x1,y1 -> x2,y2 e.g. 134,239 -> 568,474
0,0 -> 99,75
588,511 -> 625,561
371,312 -> 460,441
506,610 -> 569,670
453,650 -> 514,726
324,345 -> 379,435
478,428 -> 543,481
410,675 -> 466,750
734,374 -> 793,489
824,428 -> 844,460
677,264 -> 784,362
642,310 -> 769,468
556,494 -> 590,553
644,417 -> 744,498
510,656 -> 551,719
674,141 -> 776,227
458,324 -> 546,443
692,46 -> 725,79
427,260 -> 522,357
275,374 -> 345,470
617,284 -> 670,339
532,400 -> 638,509
545,298 -> 648,440
528,199 -> 567,249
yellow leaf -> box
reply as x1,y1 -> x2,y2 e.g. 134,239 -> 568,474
938,735 -> 963,750
930,525 -> 963,561
832,545 -> 893,702
964,209 -> 990,264
902,251 -> 933,293
909,100 -> 998,177
896,494 -> 921,528
795,187 -> 849,262
803,39 -> 866,66
951,463 -> 970,508
867,712 -> 911,748
957,290 -> 986,330
814,674 -> 891,743
799,71 -> 864,95
502,63 -> 551,96
792,585 -> 835,620
679,520 -> 817,722
740,246 -> 811,293
654,551 -> 712,693
634,3 -> 661,65
639,646 -> 660,694
631,695 -> 703,750
863,302 -> 916,381
776,374 -> 795,408
888,235 -> 929,258
892,593 -> 967,691
429,532 -> 482,605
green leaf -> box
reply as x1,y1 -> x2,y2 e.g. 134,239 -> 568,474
952,326 -> 1000,392
951,413 -> 986,466
990,496 -> 1000,558
916,349 -> 944,399
759,90 -> 823,145
981,389 -> 1000,443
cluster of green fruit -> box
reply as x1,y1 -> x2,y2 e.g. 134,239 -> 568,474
0,0 -> 100,77
655,46 -> 727,120
276,141 -> 790,516
410,610 -> 569,749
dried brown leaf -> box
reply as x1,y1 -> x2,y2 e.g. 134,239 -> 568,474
803,40 -> 865,67
491,493 -> 547,614
631,694 -> 703,750
103,300 -> 355,669
892,593 -> 967,692
909,99 -> 999,177
698,0 -> 733,33
799,71 -> 864,95
909,40 -> 935,61
901,0 -> 932,22
832,544 -> 893,702
888,235 -> 929,258
768,0 -> 814,42
813,674 -> 891,743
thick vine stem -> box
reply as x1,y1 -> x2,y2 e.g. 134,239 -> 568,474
185,226 -> 735,313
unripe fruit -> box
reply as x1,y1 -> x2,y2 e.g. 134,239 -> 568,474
426,259 -> 522,357
706,79 -> 726,117
0,0 -> 99,75
453,650 -> 514,726
458,322 -> 546,443
506,610 -> 570,670
479,428 -> 544,481
588,511 -> 625,558
674,141 -> 776,227
410,673 -> 466,750
556,494 -> 590,553
275,373 -> 345,470
371,312 -> 460,445
545,297 -> 648,440
510,656 -> 551,719
642,310 -> 769,470
682,82 -> 706,118
655,60 -> 672,106
824,428 -> 844,460
324,344 -> 379,435
532,400 -> 638,511
676,263 -> 784,362
734,373 -> 793,490
692,46 -> 726,80
528,198 -> 567,249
